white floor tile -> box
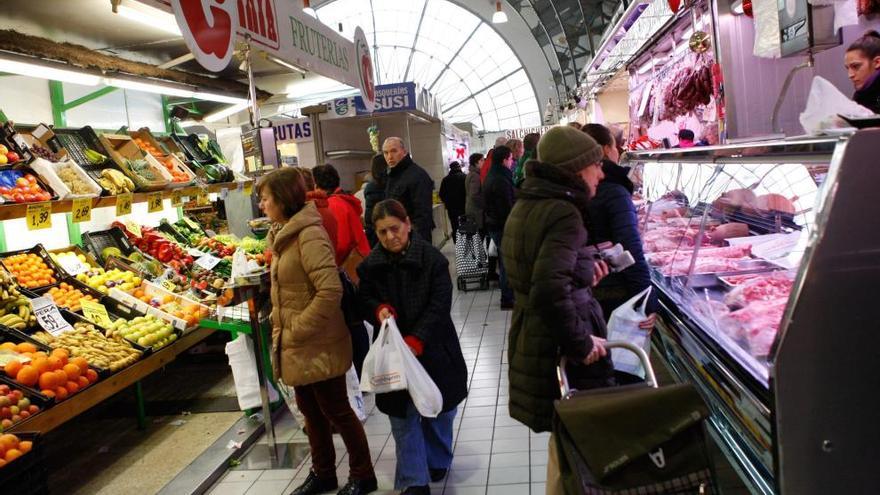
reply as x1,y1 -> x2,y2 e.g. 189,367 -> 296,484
493,426 -> 529,440
257,468 -> 298,481
447,467 -> 490,486
464,397 -> 498,407
456,427 -> 494,441
452,454 -> 492,470
223,470 -> 263,483
486,484 -> 529,495
244,479 -> 292,495
529,450 -> 549,466
444,486 -> 488,495
460,416 -> 495,429
530,482 -> 546,494
463,406 -> 496,417
530,465 -> 547,483
455,440 -> 493,455
490,438 -> 529,453
490,451 -> 529,468
209,481 -> 255,495
487,466 -> 531,485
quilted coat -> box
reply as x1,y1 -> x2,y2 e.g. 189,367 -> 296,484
269,202 -> 352,387
502,160 -> 614,432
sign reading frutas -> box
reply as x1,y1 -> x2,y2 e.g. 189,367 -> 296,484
171,0 -> 240,73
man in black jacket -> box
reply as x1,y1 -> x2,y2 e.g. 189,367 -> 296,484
438,161 -> 467,243
382,137 -> 435,243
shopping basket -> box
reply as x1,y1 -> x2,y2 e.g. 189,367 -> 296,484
553,342 -> 716,494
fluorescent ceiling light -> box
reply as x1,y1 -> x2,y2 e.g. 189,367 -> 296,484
116,2 -> 182,36
0,56 -> 101,86
267,55 -> 308,75
492,1 -> 508,24
105,76 -> 195,97
194,91 -> 250,105
204,102 -> 250,122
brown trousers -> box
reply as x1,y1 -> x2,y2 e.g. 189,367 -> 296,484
295,374 -> 375,481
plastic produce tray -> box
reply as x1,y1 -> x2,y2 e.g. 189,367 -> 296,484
172,133 -> 217,164
82,227 -> 138,264
0,432 -> 48,494
60,308 -> 149,357
54,126 -> 129,195
101,297 -> 179,355
109,280 -> 212,333
0,166 -> 59,204
1,244 -> 62,290
0,327 -> 53,400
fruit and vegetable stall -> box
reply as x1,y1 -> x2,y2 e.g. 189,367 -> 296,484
0,122 -> 268,474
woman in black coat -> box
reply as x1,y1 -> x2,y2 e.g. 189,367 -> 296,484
357,199 -> 468,495
363,154 -> 388,247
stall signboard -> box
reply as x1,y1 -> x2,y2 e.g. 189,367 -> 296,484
504,126 -> 553,140
153,0 -> 375,105
322,97 -> 357,120
350,82 -> 439,118
272,118 -> 313,143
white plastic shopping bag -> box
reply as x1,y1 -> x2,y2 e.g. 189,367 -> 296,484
346,365 -> 367,422
225,334 -> 279,410
360,317 -> 443,417
276,381 -> 306,427
799,76 -> 874,135
360,317 -> 407,393
606,287 -> 653,379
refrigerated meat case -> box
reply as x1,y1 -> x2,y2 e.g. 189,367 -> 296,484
621,129 -> 880,494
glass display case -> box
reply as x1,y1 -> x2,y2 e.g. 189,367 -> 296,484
622,130 -> 880,494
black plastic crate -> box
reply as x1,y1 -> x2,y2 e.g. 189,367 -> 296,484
172,133 -> 217,165
157,219 -> 190,245
0,244 -> 63,290
47,245 -> 102,278
28,277 -> 106,314
0,376 -> 55,430
0,166 -> 60,203
82,227 -> 137,264
59,308 -> 149,358
0,432 -> 48,494
54,126 -> 128,195
101,298 -> 180,355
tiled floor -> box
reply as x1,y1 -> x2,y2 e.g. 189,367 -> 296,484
206,282 -> 545,495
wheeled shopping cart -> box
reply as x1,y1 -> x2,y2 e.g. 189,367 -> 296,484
454,215 -> 489,291
553,342 -> 717,494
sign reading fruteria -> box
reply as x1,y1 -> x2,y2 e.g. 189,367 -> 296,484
149,0 -> 374,105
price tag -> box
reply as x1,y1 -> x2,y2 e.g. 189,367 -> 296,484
71,197 -> 92,223
196,188 -> 209,205
147,192 -> 164,213
116,192 -> 133,216
31,296 -> 73,336
162,280 -> 177,292
195,253 -> 221,271
124,219 -> 142,238
171,189 -> 184,207
26,202 -> 52,231
56,254 -> 88,276
80,299 -> 113,329
186,247 -> 205,258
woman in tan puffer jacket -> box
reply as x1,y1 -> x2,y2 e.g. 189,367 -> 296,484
260,168 -> 376,495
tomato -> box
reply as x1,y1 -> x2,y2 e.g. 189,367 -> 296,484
0,187 -> 8,194
11,193 -> 24,203
38,192 -> 51,201
22,193 -> 35,202
28,185 -> 41,194
24,174 -> 36,183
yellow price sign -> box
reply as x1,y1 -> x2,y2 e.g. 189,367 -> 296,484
80,299 -> 113,329
116,192 -> 133,216
196,188 -> 209,205
71,197 -> 92,223
243,182 -> 253,195
26,202 -> 52,230
162,279 -> 177,292
147,192 -> 164,213
171,189 -> 184,207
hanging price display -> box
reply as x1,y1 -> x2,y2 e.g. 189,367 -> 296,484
147,192 -> 164,213
124,219 -> 142,238
71,197 -> 92,223
116,192 -> 133,216
171,189 -> 184,207
31,296 -> 73,336
195,253 -> 222,270
26,202 -> 52,230
80,299 -> 113,328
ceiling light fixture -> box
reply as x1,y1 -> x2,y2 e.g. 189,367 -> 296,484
492,1 -> 508,24
115,1 -> 182,36
0,54 -> 101,86
194,91 -> 250,105
204,102 -> 250,123
104,76 -> 195,98
303,0 -> 316,17
266,55 -> 308,75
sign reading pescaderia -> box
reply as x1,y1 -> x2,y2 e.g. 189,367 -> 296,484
150,0 -> 374,107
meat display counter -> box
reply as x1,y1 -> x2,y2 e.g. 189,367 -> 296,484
621,129 -> 880,494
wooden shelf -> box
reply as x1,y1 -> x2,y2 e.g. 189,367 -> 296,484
0,181 -> 251,221
9,327 -> 215,433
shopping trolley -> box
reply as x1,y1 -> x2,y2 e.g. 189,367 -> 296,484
553,342 -> 717,494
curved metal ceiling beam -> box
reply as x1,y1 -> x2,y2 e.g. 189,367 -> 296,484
516,0 -> 566,103
403,0 -> 429,83
426,22 -> 481,93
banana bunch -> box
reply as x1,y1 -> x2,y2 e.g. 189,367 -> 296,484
0,296 -> 35,330
0,269 -> 20,302
84,148 -> 108,165
96,168 -> 136,194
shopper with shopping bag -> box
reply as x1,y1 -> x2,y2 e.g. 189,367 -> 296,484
259,168 -> 376,495
357,199 -> 468,495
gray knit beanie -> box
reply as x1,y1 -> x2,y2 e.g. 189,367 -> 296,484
537,126 -> 603,174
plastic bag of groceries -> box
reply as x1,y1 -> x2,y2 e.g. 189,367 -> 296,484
606,287 -> 653,379
800,76 -> 873,134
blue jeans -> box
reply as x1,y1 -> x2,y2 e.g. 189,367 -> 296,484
488,230 -> 513,304
388,402 -> 457,490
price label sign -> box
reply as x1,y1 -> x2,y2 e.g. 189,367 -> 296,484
26,202 -> 52,231
71,197 -> 92,223
31,296 -> 73,336
186,247 -> 205,258
196,188 -> 209,205
56,254 -> 88,276
162,280 -> 177,292
124,219 -> 142,238
116,192 -> 133,216
195,253 -> 222,271
147,192 -> 164,213
171,189 -> 184,207
80,299 -> 113,329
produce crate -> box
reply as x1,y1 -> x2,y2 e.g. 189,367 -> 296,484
157,219 -> 190,245
29,157 -> 102,200
101,297 -> 180,354
60,308 -> 149,358
53,126 -> 130,195
0,167 -> 58,204
109,280 -> 212,333
47,245 -> 102,278
1,245 -> 62,290
171,134 -> 233,183
0,122 -> 34,166
0,432 -> 48,494
29,277 -> 105,314
172,133 -> 217,164
130,128 -> 196,187
0,378 -> 54,431
103,255 -> 152,280
97,134 -> 171,191
0,327 -> 53,400
82,227 -> 138,264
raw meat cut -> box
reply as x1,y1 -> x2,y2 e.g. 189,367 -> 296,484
647,244 -> 753,266
648,244 -> 753,277
723,298 -> 788,356
723,271 -> 794,307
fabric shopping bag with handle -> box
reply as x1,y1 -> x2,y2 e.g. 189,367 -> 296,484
360,317 -> 408,394
606,287 -> 653,379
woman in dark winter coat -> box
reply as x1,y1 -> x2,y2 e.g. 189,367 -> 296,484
357,199 -> 468,495
583,123 -> 658,324
503,126 -> 612,434
364,154 -> 388,247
